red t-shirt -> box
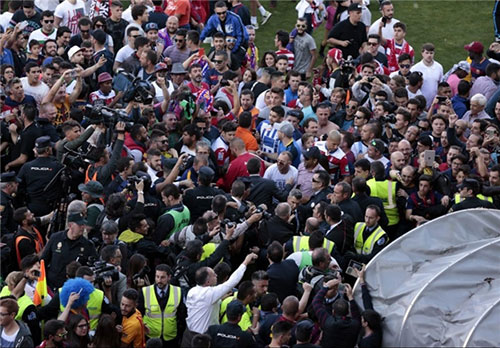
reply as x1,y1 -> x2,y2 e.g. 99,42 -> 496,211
165,0 -> 191,27
217,152 -> 265,191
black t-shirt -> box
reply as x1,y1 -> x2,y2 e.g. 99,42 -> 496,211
106,17 -> 128,53
243,81 -> 269,100
328,19 -> 367,59
10,10 -> 41,35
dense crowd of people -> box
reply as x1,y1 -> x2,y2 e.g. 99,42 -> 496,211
1,0 -> 500,347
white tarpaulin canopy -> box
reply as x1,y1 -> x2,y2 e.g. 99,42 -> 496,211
353,209 -> 500,347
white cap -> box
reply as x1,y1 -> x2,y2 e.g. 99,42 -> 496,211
68,46 -> 83,61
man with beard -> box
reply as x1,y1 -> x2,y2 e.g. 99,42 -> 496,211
13,208 -> 46,268
37,320 -> 66,348
164,28 -> 190,66
20,62 -> 49,106
155,184 -> 190,243
55,27 -> 71,57
125,124 -> 148,162
42,39 -> 58,58
187,63 -> 209,97
120,289 -> 146,348
292,17 -> 317,79
264,152 -> 298,191
158,15 -> 179,49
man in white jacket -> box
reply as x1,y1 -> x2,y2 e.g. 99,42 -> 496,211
181,252 -> 258,345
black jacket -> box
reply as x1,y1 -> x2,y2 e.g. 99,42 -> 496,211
41,231 -> 98,289
352,193 -> 389,228
338,199 -> 363,224
303,187 -> 333,215
183,185 -> 225,223
260,215 -> 295,245
245,175 -> 292,209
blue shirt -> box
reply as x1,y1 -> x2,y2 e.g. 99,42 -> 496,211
451,94 -> 468,118
200,12 -> 249,53
300,106 -> 317,126
278,139 -> 301,168
285,87 -> 298,105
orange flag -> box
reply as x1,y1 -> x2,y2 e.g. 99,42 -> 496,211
33,260 -> 48,306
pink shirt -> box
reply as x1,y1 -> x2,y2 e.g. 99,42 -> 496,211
447,74 -> 460,96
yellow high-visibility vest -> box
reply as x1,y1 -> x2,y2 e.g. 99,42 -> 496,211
354,223 -> 387,255
142,285 -> 181,341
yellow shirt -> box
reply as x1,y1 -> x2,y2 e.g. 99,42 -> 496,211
122,308 -> 145,348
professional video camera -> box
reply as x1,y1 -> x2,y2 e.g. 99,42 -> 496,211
220,218 -> 236,229
90,260 -> 119,284
123,79 -> 154,105
340,57 -> 355,74
84,105 -> 134,131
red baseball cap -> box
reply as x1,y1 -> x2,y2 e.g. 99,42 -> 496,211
328,48 -> 343,65
464,41 -> 484,54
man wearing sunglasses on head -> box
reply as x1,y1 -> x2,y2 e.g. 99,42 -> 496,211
379,21 -> 414,74
201,0 -> 249,56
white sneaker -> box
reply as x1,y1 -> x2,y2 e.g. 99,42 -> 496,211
261,11 -> 272,25
252,22 -> 259,30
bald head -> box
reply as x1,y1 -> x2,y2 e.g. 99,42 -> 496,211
390,151 -> 406,170
275,202 -> 291,219
305,217 -> 319,233
230,137 -> 246,154
282,296 -> 299,317
398,139 -> 412,161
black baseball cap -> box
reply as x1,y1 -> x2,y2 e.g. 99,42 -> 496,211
303,146 -> 321,160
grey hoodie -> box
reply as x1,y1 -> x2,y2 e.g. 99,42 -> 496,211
0,320 -> 34,348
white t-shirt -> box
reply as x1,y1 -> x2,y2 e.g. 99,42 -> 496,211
0,12 -> 13,31
54,0 -> 87,35
115,45 -> 135,64
411,60 -> 444,109
263,163 -> 298,190
21,78 -> 50,105
36,0 -> 61,11
364,153 -> 390,168
123,5 -> 153,23
1,327 -> 19,348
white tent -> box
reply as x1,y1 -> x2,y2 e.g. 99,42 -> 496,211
353,209 -> 500,347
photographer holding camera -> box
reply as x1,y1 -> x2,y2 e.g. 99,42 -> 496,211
98,245 -> 127,307
352,64 -> 393,108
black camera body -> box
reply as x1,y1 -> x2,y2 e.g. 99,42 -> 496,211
123,79 -> 154,105
255,207 -> 272,219
91,260 -> 119,284
221,218 -> 236,229
133,265 -> 150,281
381,114 -> 397,123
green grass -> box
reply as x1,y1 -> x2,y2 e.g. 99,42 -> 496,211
250,0 -> 493,70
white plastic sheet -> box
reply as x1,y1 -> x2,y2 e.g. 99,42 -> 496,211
353,209 -> 500,347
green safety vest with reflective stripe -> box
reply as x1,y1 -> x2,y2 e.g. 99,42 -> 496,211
161,206 -> 191,240
354,223 -> 387,255
0,286 -> 33,320
59,288 -> 103,330
454,193 -> 493,203
292,236 -> 335,254
367,179 -> 399,225
142,284 -> 181,341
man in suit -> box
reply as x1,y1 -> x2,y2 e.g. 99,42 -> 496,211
245,157 -> 292,210
324,204 -> 354,256
302,170 -> 332,216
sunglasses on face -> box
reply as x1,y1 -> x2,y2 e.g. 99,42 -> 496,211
44,20 -> 54,23
95,24 -> 104,28
354,115 -> 364,119
81,29 -> 89,33
367,42 -> 378,46
175,39 -> 184,43
216,11 -> 227,16
400,64 -> 411,69
131,35 -> 141,38
212,60 -> 223,64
